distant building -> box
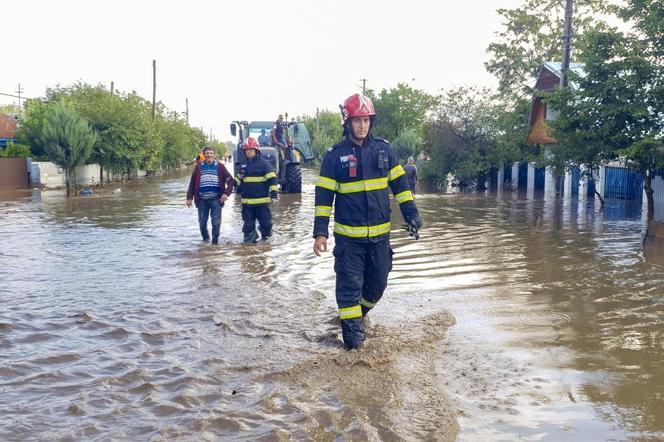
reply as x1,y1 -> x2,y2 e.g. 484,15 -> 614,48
526,61 -> 585,145
0,113 -> 19,148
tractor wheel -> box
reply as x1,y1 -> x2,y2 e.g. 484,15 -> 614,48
285,164 -> 302,193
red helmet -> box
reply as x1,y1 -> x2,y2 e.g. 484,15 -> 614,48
342,94 -> 376,119
242,137 -> 260,150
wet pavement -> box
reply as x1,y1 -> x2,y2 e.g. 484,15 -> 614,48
0,169 -> 662,441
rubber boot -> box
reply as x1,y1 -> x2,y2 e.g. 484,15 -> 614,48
341,317 -> 365,350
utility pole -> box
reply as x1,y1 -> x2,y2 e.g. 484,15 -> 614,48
316,108 -> 320,131
15,83 -> 23,112
560,0 -> 574,88
360,78 -> 367,94
110,81 -> 114,95
152,59 -> 157,122
185,98 -> 189,125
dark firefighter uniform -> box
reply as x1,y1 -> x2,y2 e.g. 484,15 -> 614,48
236,156 -> 278,242
313,134 -> 420,348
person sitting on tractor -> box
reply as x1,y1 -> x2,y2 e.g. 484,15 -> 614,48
257,129 -> 271,147
235,137 -> 278,243
271,114 -> 288,161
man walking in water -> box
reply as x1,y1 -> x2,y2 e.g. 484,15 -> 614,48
312,93 -> 422,350
186,146 -> 235,244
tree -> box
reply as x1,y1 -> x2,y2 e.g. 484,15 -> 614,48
0,142 -> 31,158
546,19 -> 664,214
366,83 -> 439,141
486,0 -> 605,102
424,87 -> 500,189
392,129 -> 422,162
16,98 -> 50,159
301,109 -> 343,161
40,101 -> 97,196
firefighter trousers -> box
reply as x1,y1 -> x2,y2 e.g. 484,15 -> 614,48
242,204 -> 273,243
333,237 -> 394,349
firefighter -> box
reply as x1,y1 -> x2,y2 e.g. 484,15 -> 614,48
235,137 -> 278,243
312,93 -> 422,350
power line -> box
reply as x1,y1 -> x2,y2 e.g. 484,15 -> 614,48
0,91 -> 36,100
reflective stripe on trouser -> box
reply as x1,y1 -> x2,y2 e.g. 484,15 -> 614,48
241,204 -> 273,242
333,237 -> 393,348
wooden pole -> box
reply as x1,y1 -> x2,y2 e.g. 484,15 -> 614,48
152,60 -> 157,122
560,0 -> 574,88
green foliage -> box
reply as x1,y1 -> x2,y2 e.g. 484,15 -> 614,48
0,142 -> 31,158
206,138 -> 229,159
40,101 -> 96,195
486,0 -> 604,102
19,82 -> 207,179
392,129 -> 422,161
424,87 -> 500,187
301,109 -> 343,160
0,104 -> 20,114
546,21 -> 663,175
366,83 -> 439,141
16,98 -> 50,159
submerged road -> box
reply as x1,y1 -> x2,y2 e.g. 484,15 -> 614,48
1,169 -> 662,441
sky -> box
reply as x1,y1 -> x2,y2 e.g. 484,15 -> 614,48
2,0 -> 525,141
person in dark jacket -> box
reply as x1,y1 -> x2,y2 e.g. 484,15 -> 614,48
186,146 -> 235,244
235,137 -> 278,243
404,156 -> 418,194
312,93 -> 422,350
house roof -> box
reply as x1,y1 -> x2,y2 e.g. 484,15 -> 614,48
535,61 -> 586,91
0,113 -> 18,139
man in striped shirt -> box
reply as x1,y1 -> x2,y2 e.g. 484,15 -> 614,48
186,146 -> 235,244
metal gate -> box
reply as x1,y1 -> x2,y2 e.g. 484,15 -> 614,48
604,167 -> 643,200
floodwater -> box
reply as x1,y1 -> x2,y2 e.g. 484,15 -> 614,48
1,169 -> 662,441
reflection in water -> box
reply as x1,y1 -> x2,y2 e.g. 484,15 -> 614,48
0,171 -> 662,440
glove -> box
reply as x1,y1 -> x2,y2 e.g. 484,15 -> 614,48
409,217 -> 423,230
270,190 -> 278,201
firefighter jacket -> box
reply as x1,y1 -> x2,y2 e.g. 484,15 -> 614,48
235,156 -> 277,205
313,135 -> 420,242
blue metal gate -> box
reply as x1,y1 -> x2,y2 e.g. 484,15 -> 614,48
534,167 -> 545,189
518,163 -> 528,190
604,167 -> 643,200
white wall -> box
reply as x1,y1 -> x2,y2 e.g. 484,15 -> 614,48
31,162 -> 102,189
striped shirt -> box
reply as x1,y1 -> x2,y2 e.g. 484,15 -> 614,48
198,161 -> 221,200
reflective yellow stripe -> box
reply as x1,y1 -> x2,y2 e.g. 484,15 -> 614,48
364,177 -> 389,191
395,190 -> 414,203
360,297 -> 376,308
269,185 -> 278,192
337,177 -> 388,194
242,197 -> 271,204
339,305 -> 362,320
389,165 -> 405,181
334,221 -> 391,238
244,176 -> 268,183
315,205 -> 332,217
316,176 -> 338,191
235,176 -> 243,184
265,172 -> 277,179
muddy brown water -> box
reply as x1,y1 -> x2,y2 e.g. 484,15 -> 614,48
1,170 -> 662,441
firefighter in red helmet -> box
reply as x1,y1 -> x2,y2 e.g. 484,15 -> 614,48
312,93 -> 422,350
235,137 -> 278,243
